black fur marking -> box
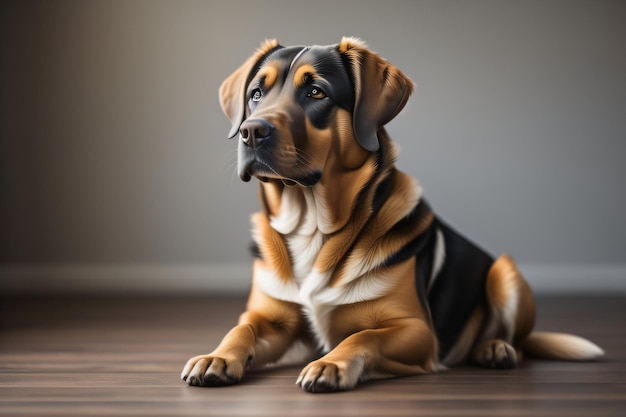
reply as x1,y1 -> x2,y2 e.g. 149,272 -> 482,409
382,65 -> 391,83
382,200 -> 435,269
427,218 -> 493,360
249,241 -> 261,259
371,169 -> 395,215
293,47 -> 354,130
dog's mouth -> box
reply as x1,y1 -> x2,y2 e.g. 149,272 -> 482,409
239,158 -> 321,187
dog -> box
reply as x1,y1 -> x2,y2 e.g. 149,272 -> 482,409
182,37 -> 604,393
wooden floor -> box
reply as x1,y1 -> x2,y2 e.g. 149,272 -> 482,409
0,295 -> 624,417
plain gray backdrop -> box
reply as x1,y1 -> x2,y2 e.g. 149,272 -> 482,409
1,0 -> 625,294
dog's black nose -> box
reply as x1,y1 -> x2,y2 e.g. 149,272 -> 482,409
239,119 -> 274,148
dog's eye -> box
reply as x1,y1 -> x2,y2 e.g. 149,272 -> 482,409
250,88 -> 263,103
307,86 -> 326,99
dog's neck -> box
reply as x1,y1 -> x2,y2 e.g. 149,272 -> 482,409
259,155 -> 380,237
252,136 -> 426,287
266,185 -> 320,235
258,133 -> 400,237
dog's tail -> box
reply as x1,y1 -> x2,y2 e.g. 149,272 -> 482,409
521,331 -> 604,361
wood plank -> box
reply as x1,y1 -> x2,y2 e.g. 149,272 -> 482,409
0,296 -> 624,416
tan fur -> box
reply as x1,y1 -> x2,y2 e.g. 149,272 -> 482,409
329,173 -> 432,287
293,64 -> 318,88
522,332 -> 605,361
257,63 -> 280,91
334,109 -> 370,170
219,39 -> 279,128
251,214 -> 292,281
470,254 -> 535,368
338,36 -> 367,53
258,180 -> 283,218
297,258 -> 440,391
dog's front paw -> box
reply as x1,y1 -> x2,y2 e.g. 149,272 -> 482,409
181,354 -> 252,387
296,358 -> 364,393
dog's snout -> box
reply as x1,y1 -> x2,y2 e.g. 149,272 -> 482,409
240,119 -> 274,148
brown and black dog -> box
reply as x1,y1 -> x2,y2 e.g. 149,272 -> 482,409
182,37 -> 603,393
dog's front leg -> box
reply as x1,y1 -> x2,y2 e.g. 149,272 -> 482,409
181,321 -> 257,387
182,287 -> 303,387
296,318 -> 438,393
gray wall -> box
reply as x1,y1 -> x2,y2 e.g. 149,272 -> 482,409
1,0 -> 625,294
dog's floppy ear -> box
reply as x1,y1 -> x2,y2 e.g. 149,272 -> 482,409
219,39 -> 281,138
338,37 -> 414,151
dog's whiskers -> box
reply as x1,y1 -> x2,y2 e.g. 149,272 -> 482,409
220,148 -> 240,185
256,160 -> 309,186
295,149 -> 315,166
276,147 -> 316,168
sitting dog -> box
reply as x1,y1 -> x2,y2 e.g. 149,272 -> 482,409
182,37 -> 604,393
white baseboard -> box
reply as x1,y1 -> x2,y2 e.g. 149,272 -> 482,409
1,262 -> 624,295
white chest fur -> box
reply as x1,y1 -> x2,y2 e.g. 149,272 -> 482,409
255,186 -> 397,351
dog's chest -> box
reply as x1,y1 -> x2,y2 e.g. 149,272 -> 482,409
257,187 -> 377,350
252,229 -> 336,350
271,202 -> 336,349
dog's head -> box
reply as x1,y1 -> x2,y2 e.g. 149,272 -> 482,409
219,37 -> 413,187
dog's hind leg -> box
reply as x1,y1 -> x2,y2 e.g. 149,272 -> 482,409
472,254 -> 535,369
